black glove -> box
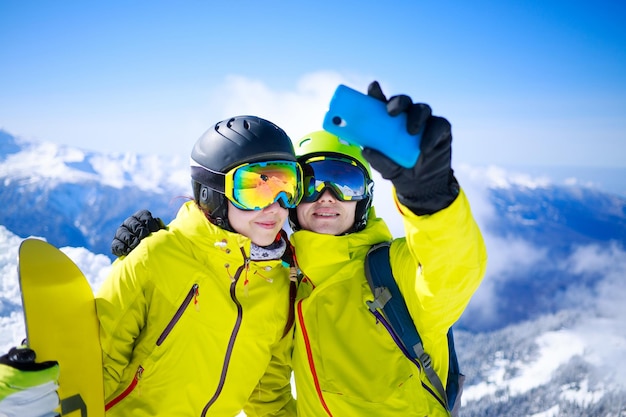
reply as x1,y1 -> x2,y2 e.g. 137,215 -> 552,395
111,210 -> 165,257
363,81 -> 459,215
0,347 -> 60,417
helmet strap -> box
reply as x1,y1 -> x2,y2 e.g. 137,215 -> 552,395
196,184 -> 233,232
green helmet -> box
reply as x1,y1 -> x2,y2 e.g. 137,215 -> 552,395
289,130 -> 374,233
294,130 -> 372,177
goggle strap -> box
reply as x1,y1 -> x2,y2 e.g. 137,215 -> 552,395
191,165 -> 225,193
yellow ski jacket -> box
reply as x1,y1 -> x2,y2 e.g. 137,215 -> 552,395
96,201 -> 296,417
290,189 -> 487,417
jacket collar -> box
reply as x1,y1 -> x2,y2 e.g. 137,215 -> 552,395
170,201 -> 252,258
291,210 -> 392,283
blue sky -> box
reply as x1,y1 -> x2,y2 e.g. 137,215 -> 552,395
1,1 -> 625,176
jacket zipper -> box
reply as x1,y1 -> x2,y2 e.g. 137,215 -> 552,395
297,299 -> 334,417
201,249 -> 248,416
156,283 -> 199,346
104,284 -> 198,410
104,365 -> 144,411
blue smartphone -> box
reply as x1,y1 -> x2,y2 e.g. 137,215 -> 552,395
322,84 -> 421,168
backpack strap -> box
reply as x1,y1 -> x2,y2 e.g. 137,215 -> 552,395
364,242 -> 449,411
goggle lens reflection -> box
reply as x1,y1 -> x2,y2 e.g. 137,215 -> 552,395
226,161 -> 303,210
302,157 -> 370,203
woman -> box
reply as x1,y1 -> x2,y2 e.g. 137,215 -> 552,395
99,115 -> 300,416
0,115 -> 300,417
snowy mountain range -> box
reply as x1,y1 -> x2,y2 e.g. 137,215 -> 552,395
1,129 -> 625,416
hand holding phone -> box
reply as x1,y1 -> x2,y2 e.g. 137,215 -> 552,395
322,84 -> 421,168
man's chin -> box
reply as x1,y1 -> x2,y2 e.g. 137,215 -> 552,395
307,220 -> 348,236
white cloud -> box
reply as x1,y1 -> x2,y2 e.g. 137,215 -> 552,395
0,227 -> 112,353
464,234 -> 550,328
206,71 -> 374,145
563,242 -> 626,388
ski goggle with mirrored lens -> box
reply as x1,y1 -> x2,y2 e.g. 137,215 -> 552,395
224,161 -> 303,210
301,156 -> 372,203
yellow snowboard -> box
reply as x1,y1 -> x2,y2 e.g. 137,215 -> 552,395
18,238 -> 104,417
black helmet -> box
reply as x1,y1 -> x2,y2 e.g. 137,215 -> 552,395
190,115 -> 296,231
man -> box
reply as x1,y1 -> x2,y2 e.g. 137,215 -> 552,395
285,82 -> 486,417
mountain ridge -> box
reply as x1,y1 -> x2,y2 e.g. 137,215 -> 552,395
1,130 -> 625,416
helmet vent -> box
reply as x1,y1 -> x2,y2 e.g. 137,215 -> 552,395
298,137 -> 312,147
